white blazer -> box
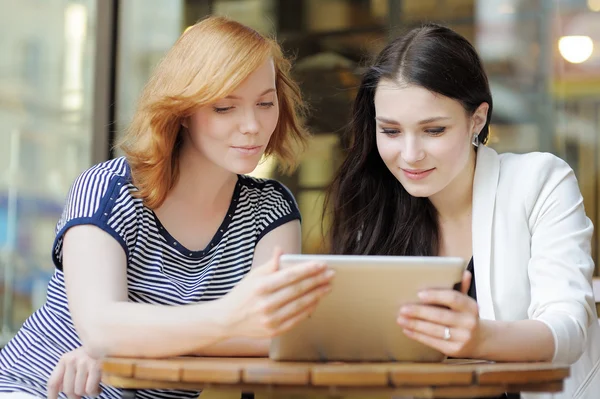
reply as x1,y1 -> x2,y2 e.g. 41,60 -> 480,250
473,145 -> 600,399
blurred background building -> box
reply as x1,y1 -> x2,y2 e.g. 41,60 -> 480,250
0,0 -> 599,342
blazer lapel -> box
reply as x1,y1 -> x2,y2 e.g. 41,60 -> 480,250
472,145 -> 500,320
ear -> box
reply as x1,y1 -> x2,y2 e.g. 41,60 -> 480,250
181,117 -> 189,129
471,102 -> 489,135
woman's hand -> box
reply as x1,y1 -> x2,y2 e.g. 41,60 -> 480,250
396,271 -> 483,358
47,347 -> 102,399
220,248 -> 334,339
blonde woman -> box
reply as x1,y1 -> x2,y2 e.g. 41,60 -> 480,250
0,16 -> 333,399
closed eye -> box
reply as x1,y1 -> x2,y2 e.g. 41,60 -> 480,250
258,102 -> 275,108
380,128 -> 400,135
213,106 -> 234,113
425,127 -> 446,135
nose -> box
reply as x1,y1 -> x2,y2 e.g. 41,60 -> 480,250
401,134 -> 425,164
240,108 -> 259,135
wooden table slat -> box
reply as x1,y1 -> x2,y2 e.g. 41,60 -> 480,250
243,362 -> 310,385
182,361 -> 242,384
311,364 -> 389,387
103,375 -> 198,391
429,385 -> 512,399
443,358 -> 493,365
506,381 -> 564,393
133,359 -> 182,382
475,363 -> 571,384
101,358 -> 135,378
390,364 -> 475,386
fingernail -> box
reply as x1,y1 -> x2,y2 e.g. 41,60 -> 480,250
418,291 -> 428,300
325,269 -> 335,278
396,315 -> 407,325
400,306 -> 411,315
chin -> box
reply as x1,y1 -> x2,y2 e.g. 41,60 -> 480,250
228,161 -> 261,175
405,190 -> 432,198
400,183 -> 437,198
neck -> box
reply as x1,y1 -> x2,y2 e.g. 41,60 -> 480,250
168,142 -> 237,209
429,151 -> 476,223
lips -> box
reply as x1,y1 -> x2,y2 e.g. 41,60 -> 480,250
231,145 -> 263,156
401,168 -> 435,181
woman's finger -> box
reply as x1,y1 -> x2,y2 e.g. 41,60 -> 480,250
263,269 -> 334,312
259,262 -> 329,293
399,303 -> 473,328
73,363 -> 88,396
62,361 -> 81,399
397,315 -> 469,342
460,271 -> 472,296
274,301 -> 321,335
268,283 -> 331,328
85,363 -> 102,396
251,247 -> 283,276
415,289 -> 478,314
47,361 -> 65,399
402,328 -> 455,355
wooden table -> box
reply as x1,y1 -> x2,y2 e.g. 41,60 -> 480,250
102,357 -> 570,398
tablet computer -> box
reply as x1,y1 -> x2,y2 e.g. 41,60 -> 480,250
269,254 -> 466,362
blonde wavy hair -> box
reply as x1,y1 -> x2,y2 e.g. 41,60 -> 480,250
118,16 -> 309,209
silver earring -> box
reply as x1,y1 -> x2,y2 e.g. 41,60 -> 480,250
471,133 -> 479,147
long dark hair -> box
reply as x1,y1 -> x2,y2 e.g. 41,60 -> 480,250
326,23 -> 493,256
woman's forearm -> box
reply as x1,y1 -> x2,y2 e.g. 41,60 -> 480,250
194,337 -> 270,357
78,299 -> 230,358
476,319 -> 555,362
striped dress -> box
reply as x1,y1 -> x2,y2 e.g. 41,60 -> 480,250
0,157 -> 300,399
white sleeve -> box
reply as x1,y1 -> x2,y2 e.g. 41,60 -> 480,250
527,154 -> 596,364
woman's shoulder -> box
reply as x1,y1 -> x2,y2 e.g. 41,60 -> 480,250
59,156 -> 143,227
237,175 -> 297,203
500,148 -> 572,170
72,156 -> 132,190
498,150 -> 573,185
82,156 -> 131,179
236,175 -> 301,228
495,150 -> 579,209
69,157 -> 140,201
53,157 -> 142,268
498,149 -> 568,168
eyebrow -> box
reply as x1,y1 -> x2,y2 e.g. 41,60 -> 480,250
225,88 -> 276,100
375,116 -> 451,125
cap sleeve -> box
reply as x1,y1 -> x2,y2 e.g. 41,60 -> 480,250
52,165 -> 141,269
256,180 -> 301,241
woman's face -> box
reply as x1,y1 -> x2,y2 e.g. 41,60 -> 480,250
182,58 -> 280,174
374,80 -> 488,200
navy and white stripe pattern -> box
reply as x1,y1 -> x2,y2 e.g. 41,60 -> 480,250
0,157 -> 300,399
